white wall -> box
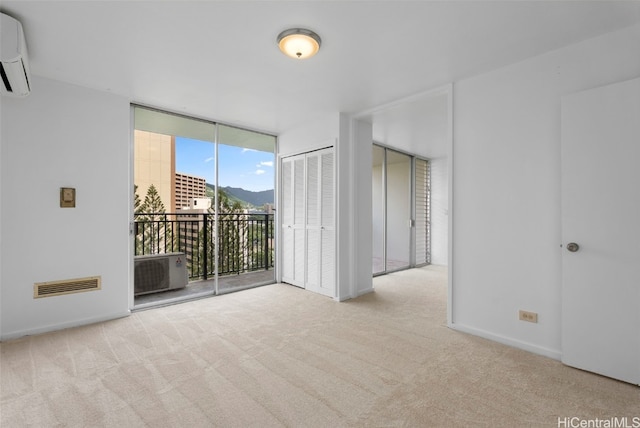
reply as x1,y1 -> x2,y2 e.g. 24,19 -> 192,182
278,112 -> 340,157
1,76 -> 131,340
351,119 -> 374,297
430,157 -> 448,266
452,24 -> 640,358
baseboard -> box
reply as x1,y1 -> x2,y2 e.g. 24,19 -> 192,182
0,310 -> 131,342
336,286 -> 375,302
450,322 -> 562,361
356,287 -> 374,297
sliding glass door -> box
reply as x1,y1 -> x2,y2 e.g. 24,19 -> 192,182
372,144 -> 430,275
372,146 -> 385,275
385,150 -> 412,272
132,106 -> 276,307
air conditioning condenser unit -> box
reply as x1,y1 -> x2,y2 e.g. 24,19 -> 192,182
134,253 -> 188,296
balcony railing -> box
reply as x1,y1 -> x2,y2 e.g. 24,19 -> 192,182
134,212 -> 274,281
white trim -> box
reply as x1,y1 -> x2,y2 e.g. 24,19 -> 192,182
356,287 -> 374,298
1,310 -> 131,342
446,83 -> 454,327
348,117 -> 356,300
214,125 -> 219,295
128,105 -> 135,310
276,152 -> 283,284
450,322 -> 562,361
352,84 -> 453,119
273,136 -> 280,284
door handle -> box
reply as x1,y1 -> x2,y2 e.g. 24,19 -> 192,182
566,242 -> 580,252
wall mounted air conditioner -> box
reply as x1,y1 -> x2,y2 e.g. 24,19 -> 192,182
1,13 -> 31,97
134,253 -> 188,296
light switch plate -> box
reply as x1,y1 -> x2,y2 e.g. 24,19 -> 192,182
60,187 -> 76,208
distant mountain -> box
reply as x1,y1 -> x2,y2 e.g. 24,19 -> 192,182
223,186 -> 274,207
205,184 -> 274,208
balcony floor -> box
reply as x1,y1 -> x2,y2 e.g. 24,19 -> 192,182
134,269 -> 275,309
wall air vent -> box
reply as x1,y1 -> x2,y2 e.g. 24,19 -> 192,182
34,276 -> 102,298
1,13 -> 31,97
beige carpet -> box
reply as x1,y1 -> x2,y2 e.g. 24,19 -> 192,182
1,266 -> 638,427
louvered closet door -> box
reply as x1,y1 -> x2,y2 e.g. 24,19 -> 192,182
319,150 -> 335,296
293,157 -> 306,285
305,154 -> 321,293
281,148 -> 335,297
281,154 -> 305,287
281,157 -> 294,283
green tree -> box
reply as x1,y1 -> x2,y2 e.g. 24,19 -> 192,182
196,188 -> 247,277
134,185 -> 144,254
134,184 -> 142,214
136,184 -> 173,255
139,184 -> 166,214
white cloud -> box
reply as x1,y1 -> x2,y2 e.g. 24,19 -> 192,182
259,161 -> 274,167
204,156 -> 214,163
242,148 -> 257,153
255,169 -> 266,175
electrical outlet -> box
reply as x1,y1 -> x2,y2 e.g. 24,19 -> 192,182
519,310 -> 538,323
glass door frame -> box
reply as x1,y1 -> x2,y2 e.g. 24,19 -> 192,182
131,104 -> 277,309
372,143 -> 430,276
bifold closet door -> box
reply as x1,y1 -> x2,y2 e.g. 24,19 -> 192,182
281,154 -> 305,287
306,149 -> 335,296
306,154 -> 320,293
281,148 -> 335,297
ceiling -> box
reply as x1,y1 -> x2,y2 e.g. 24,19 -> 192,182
2,1 -> 639,139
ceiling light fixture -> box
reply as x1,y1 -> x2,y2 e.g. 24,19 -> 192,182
277,28 -> 321,59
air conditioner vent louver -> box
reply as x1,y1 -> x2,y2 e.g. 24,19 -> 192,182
1,13 -> 31,97
0,63 -> 13,92
34,276 -> 101,298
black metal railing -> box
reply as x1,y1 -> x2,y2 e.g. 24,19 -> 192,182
134,212 -> 274,280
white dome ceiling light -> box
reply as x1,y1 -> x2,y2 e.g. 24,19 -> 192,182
277,28 -> 321,59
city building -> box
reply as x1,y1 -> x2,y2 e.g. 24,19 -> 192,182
133,130 -> 176,213
174,173 -> 207,210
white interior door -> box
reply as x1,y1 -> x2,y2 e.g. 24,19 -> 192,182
305,153 -> 320,293
281,155 -> 305,287
281,157 -> 295,284
293,157 -> 306,285
319,150 -> 335,296
561,77 -> 640,385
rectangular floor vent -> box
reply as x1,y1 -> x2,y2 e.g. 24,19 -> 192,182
34,276 -> 101,298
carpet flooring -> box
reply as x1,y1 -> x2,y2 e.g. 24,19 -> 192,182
1,266 -> 638,427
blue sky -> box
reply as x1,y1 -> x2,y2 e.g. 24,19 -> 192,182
175,137 -> 275,192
